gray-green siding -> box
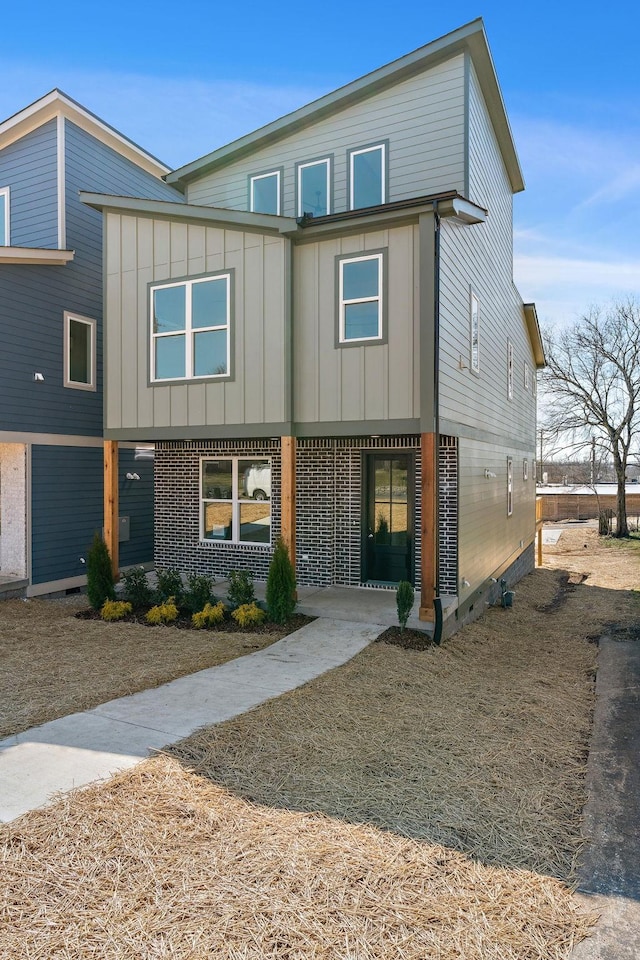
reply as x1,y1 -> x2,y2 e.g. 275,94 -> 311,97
186,56 -> 466,216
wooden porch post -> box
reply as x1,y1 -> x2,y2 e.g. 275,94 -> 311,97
280,436 -> 296,573
419,431 -> 436,621
104,440 -> 119,578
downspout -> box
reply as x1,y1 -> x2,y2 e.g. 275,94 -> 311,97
432,201 -> 443,645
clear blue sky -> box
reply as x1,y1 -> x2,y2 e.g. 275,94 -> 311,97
4,1 -> 640,327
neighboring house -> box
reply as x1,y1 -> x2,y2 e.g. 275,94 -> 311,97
84,18 -> 545,631
0,91 -> 181,597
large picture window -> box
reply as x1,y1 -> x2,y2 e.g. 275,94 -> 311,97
297,157 -> 331,217
0,187 -> 10,246
151,273 -> 231,382
348,143 -> 386,210
337,252 -> 384,344
201,457 -> 271,545
64,311 -> 96,390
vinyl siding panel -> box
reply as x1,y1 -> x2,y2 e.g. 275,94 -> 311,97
0,120 -> 58,248
105,212 -> 288,433
187,56 -> 466,214
293,225 -> 419,425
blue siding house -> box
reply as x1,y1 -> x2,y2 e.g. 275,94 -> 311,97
0,90 -> 181,596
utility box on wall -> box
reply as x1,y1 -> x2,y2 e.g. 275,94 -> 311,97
118,516 -> 130,542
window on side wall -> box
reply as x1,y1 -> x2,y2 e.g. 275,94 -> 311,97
507,339 -> 514,400
523,458 -> 528,481
201,457 -> 271,545
150,272 -> 232,382
507,457 -> 513,516
249,170 -> 281,215
470,291 -> 480,374
524,361 -> 531,391
64,312 -> 96,390
337,252 -> 385,345
0,187 -> 10,246
296,157 -> 331,217
348,143 -> 386,210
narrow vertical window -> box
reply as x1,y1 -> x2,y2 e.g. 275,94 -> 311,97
297,158 -> 331,217
249,170 -> 281,215
0,187 -> 10,246
507,457 -> 513,516
524,361 -> 531,391
507,339 -> 514,400
470,292 -> 480,373
348,143 -> 386,210
338,252 -> 384,343
64,312 -> 96,390
523,458 -> 528,481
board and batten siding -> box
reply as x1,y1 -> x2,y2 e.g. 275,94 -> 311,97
105,212 -> 288,433
293,225 -> 419,425
186,56 -> 466,215
0,119 -> 58,248
437,58 -> 537,598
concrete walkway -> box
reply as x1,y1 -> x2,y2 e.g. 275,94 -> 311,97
570,637 -> 640,959
0,617 -> 383,823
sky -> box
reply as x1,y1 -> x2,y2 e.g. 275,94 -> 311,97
3,0 -> 640,328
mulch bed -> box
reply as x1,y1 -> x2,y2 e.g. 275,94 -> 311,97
376,625 -> 435,650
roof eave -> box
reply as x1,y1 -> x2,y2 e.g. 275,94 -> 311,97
524,303 -> 546,367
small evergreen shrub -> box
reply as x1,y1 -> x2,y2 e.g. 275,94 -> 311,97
86,533 -> 116,611
192,601 -> 226,629
155,568 -> 184,606
231,601 -> 266,627
121,566 -> 153,610
145,596 -> 179,625
396,580 -> 414,632
100,599 -> 133,621
227,569 -> 256,608
265,538 -> 296,624
183,573 -> 214,614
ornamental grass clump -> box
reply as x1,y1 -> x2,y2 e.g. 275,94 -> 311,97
146,597 -> 179,625
396,580 -> 415,632
100,600 -> 133,622
86,533 -> 116,611
231,602 -> 266,628
192,601 -> 226,629
266,538 -> 296,624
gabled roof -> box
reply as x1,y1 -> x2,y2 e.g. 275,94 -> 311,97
0,89 -> 171,178
167,19 -> 523,193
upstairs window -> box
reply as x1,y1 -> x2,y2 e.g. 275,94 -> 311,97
249,170 -> 281,215
470,291 -> 480,374
337,252 -> 385,344
201,457 -> 271,545
507,339 -> 514,400
524,361 -> 531,391
297,157 -> 331,217
0,187 -> 9,246
64,312 -> 96,391
348,143 -> 386,210
507,457 -> 513,516
150,272 -> 231,382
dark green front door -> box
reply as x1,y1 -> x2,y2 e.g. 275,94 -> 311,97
363,453 -> 414,584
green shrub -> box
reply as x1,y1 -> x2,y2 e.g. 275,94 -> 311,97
155,568 -> 184,606
86,533 -> 116,611
145,596 -> 179,625
100,599 -> 133,621
396,580 -> 414,632
265,538 -> 296,624
121,566 -> 153,610
192,601 -> 226,629
183,573 -> 214,614
231,601 -> 266,627
227,569 -> 256,608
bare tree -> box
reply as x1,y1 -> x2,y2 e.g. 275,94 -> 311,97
541,300 -> 640,537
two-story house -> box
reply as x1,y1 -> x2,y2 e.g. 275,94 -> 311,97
0,91 -> 181,597
84,19 -> 544,632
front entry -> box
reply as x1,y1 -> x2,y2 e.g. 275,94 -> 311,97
363,452 -> 414,585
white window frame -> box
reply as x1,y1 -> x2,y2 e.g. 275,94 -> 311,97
507,339 -> 514,400
338,252 -> 384,344
523,458 -> 529,481
470,291 -> 480,374
250,170 -> 281,215
150,273 -> 231,383
0,186 -> 10,246
297,157 -> 331,218
200,456 -> 272,546
507,457 -> 513,516
63,311 -> 96,391
349,143 -> 386,210
524,361 -> 531,391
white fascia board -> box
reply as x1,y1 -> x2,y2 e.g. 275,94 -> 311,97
0,246 -> 74,265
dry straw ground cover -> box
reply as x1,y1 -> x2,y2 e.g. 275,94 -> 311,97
1,527 -> 638,958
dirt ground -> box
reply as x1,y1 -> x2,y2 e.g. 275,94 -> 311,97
2,529 -> 638,957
